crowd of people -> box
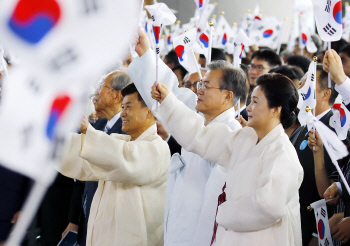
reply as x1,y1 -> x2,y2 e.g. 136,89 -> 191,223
3,14 -> 350,246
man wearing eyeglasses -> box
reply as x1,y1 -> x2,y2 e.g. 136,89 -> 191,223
61,70 -> 132,246
182,70 -> 207,94
127,27 -> 246,246
248,49 -> 282,91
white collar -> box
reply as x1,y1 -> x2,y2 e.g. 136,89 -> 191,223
106,111 -> 121,129
211,107 -> 237,124
136,124 -> 157,141
316,108 -> 331,120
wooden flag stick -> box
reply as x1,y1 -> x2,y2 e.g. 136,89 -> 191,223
207,22 -> 214,68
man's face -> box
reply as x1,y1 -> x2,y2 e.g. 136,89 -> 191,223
120,93 -> 150,135
195,70 -> 231,114
340,52 -> 350,77
248,58 -> 271,87
93,75 -> 117,114
183,72 -> 203,94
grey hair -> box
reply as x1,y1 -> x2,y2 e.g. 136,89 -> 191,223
109,70 -> 132,91
207,60 -> 247,106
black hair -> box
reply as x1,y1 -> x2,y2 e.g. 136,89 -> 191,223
207,60 -> 246,106
121,83 -> 147,107
172,64 -> 187,80
316,64 -> 338,105
286,55 -> 312,73
256,74 -> 298,129
240,64 -> 250,102
340,43 -> 350,58
331,38 -> 348,54
211,48 -> 227,61
165,50 -> 180,67
288,65 -> 304,81
268,66 -> 298,81
251,49 -> 282,67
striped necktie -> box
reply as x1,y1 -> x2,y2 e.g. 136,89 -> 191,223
104,125 -> 110,133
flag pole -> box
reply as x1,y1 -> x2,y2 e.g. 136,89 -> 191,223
6,168 -> 57,246
276,17 -> 287,55
191,48 -> 202,80
207,22 -> 214,68
328,41 -> 331,88
139,0 -> 145,26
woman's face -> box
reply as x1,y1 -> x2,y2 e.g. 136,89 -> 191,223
247,86 -> 277,130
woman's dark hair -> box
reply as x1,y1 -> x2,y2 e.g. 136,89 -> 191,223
256,73 -> 298,129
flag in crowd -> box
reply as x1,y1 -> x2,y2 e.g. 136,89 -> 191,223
330,103 -> 350,140
310,199 -> 334,246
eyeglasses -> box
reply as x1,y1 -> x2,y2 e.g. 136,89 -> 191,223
248,64 -> 270,71
89,94 -> 98,102
196,82 -> 226,93
98,84 -> 115,91
183,81 -> 199,89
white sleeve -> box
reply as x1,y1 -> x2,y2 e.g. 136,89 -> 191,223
158,91 -> 240,168
79,125 -> 170,185
216,149 -> 302,232
335,77 -> 350,105
58,133 -> 99,181
127,48 -> 197,113
336,181 -> 343,196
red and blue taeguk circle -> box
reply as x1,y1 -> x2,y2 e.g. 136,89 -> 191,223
333,1 -> 342,25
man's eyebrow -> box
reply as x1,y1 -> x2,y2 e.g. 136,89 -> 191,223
122,102 -> 133,105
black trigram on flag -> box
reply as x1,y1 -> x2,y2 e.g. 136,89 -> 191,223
325,0 -> 331,13
324,238 -> 330,246
311,73 -> 315,82
183,37 -> 190,44
301,93 -> 307,100
156,47 -> 160,54
255,36 -> 260,41
321,207 -> 326,217
151,15 -> 155,21
50,48 -> 78,71
323,23 -> 337,36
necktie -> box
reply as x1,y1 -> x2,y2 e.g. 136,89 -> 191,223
211,182 -> 227,245
104,125 -> 110,133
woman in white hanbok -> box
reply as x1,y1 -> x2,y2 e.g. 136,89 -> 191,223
151,73 -> 304,246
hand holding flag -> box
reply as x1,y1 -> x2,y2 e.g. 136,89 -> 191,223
323,49 -> 347,85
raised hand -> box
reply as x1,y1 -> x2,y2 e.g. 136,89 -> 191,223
323,49 -> 347,85
307,129 -> 323,153
135,26 -> 151,57
151,82 -> 170,104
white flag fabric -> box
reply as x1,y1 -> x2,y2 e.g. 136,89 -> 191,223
196,3 -> 216,28
145,3 -> 177,48
299,24 -> 317,54
287,21 -> 297,52
329,103 -> 350,140
0,0 -> 138,181
310,199 -> 334,246
233,28 -> 253,68
298,61 -> 317,126
312,0 -> 342,42
343,5 -> 350,41
213,15 -> 235,52
249,16 -> 283,49
173,27 -> 199,73
305,111 -> 349,163
197,21 -> 211,59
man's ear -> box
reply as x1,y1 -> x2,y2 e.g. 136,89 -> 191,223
225,91 -> 233,103
323,88 -> 331,103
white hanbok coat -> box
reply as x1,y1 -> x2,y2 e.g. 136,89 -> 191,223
128,49 -> 242,246
157,92 -> 304,246
59,124 -> 170,246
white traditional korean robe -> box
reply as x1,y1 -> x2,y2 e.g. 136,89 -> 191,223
59,124 -> 170,246
128,48 -> 242,246
157,92 -> 304,246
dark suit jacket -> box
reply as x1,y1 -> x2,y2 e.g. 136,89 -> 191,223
290,110 -> 350,245
167,136 -> 181,156
0,166 -> 31,242
75,117 -> 125,246
240,108 -> 248,121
